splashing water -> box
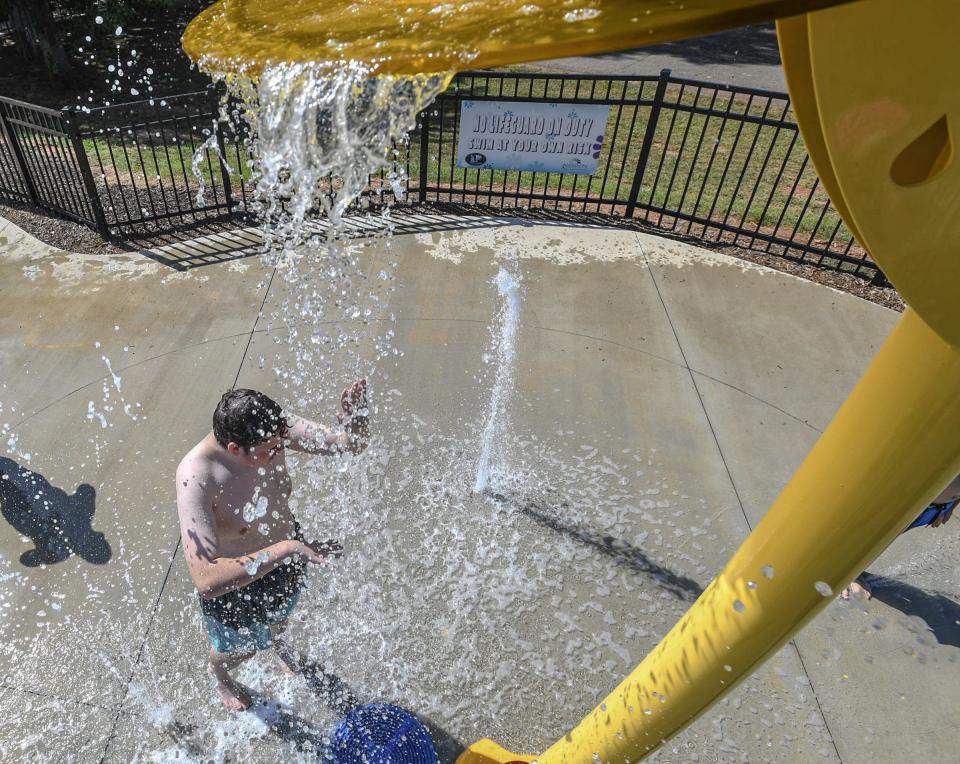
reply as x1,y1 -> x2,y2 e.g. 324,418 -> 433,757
474,263 -> 522,494
212,62 -> 453,415
229,61 -> 450,237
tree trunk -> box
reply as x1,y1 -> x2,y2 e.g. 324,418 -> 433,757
8,0 -> 74,82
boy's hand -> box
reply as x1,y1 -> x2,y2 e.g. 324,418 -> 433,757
298,539 -> 343,564
337,379 -> 370,450
338,379 -> 367,422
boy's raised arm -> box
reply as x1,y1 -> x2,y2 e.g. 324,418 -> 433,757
285,378 -> 370,456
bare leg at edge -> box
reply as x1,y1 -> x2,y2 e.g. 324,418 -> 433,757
208,648 -> 255,711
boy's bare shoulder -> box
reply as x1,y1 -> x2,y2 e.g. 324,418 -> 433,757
176,437 -> 218,486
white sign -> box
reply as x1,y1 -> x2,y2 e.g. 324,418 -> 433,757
456,100 -> 611,175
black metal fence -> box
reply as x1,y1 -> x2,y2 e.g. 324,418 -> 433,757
0,70 -> 882,282
79,90 -> 244,233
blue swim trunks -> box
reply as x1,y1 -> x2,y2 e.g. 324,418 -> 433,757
203,585 -> 303,653
200,558 -> 307,654
907,498 -> 958,531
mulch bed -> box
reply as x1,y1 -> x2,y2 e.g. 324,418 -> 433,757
713,244 -> 904,312
0,200 -> 130,254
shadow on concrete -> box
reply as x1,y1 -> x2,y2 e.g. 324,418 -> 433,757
0,456 -> 110,567
135,220 -> 263,271
486,488 -> 704,602
159,697 -> 331,758
296,661 -> 465,762
134,208 -> 524,271
168,661 -> 464,762
418,714 -> 466,764
132,203 -> 648,271
254,701 -> 331,757
301,661 -> 361,717
864,574 -> 960,649
639,23 -> 781,68
567,23 -> 782,70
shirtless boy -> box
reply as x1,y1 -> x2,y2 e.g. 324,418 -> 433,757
176,381 -> 369,710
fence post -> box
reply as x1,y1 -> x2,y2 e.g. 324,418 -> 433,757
625,68 -> 671,220
0,103 -> 40,207
209,90 -> 235,212
870,267 -> 890,288
418,108 -> 430,204
60,107 -> 110,237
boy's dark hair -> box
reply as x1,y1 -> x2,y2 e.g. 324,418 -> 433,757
213,389 -> 289,450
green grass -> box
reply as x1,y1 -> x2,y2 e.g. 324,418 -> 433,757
407,81 -> 848,245
77,79 -> 854,251
81,135 -> 254,191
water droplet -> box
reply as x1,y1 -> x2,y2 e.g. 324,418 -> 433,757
723,664 -> 732,672
746,580 -> 757,589
762,564 -> 775,580
733,599 -> 746,613
95,15 -> 103,24
564,8 -> 601,23
115,26 -> 122,35
814,581 -> 833,597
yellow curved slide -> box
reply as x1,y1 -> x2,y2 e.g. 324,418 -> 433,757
183,1 -> 960,761
183,0 -> 851,79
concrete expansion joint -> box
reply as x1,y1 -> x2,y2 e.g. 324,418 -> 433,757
0,681 -> 116,714
636,231 -> 843,763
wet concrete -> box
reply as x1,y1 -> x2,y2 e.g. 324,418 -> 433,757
0,215 -> 955,763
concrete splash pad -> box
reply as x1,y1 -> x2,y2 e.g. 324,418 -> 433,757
0,215 -> 955,762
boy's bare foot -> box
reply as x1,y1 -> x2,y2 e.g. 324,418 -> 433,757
208,665 -> 253,711
840,575 -> 873,601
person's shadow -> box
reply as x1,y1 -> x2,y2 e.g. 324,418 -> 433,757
0,456 -> 111,566
862,573 -> 960,649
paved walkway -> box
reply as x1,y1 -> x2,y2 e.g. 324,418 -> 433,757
520,23 -> 787,92
0,212 -> 955,763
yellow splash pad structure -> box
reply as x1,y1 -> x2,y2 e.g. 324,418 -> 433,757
184,0 -> 960,761
182,0 -> 847,78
